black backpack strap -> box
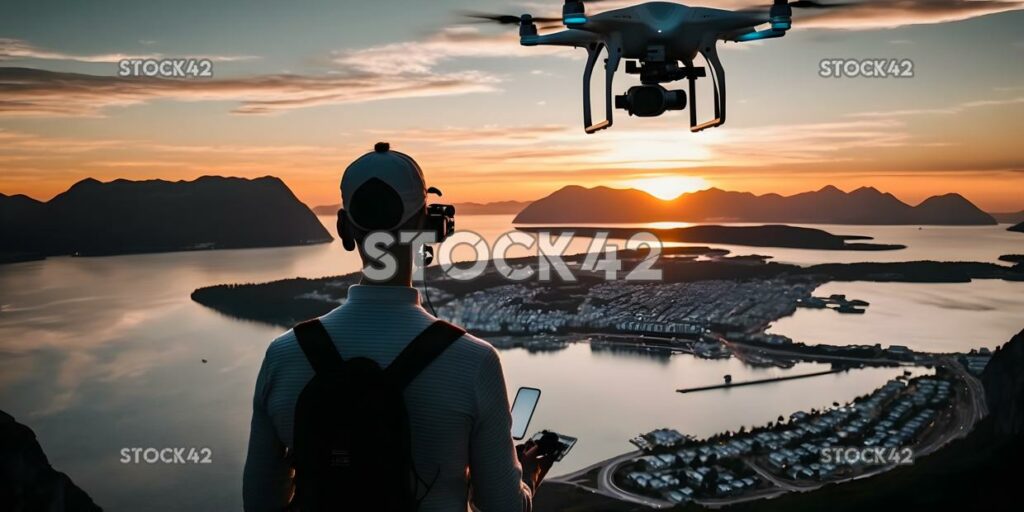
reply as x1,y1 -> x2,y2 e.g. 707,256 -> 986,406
386,320 -> 466,389
293,319 -> 344,374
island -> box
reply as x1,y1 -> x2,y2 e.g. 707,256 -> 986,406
0,176 -> 332,262
516,225 -> 905,251
1009,221 -> 1024,233
191,248 -> 1022,331
513,185 -> 997,225
1000,254 -> 1024,265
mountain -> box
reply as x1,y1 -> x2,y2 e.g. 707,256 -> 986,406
513,185 -> 997,225
512,186 -> 673,223
990,210 -> 1024,224
311,204 -> 340,215
1010,221 -> 1024,233
312,200 -> 531,216
452,200 -> 531,215
0,176 -> 332,259
517,225 -> 904,251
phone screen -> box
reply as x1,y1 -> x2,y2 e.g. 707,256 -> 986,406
510,387 -> 541,440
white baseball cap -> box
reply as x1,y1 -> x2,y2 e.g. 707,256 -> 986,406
341,142 -> 435,230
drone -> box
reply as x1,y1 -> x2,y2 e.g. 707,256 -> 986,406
467,1 -> 848,133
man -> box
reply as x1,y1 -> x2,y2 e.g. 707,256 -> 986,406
243,142 -> 552,511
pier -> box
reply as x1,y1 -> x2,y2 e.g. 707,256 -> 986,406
676,368 -> 846,394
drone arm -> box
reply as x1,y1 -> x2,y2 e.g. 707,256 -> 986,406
726,27 -> 786,42
724,3 -> 791,43
522,29 -> 601,48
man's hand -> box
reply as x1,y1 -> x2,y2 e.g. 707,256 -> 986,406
516,439 -> 555,492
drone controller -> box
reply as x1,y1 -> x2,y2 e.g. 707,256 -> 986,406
530,430 -> 577,462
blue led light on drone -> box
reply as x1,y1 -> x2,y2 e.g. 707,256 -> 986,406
565,16 -> 587,24
770,17 -> 791,31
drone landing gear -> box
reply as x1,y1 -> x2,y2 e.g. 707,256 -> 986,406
689,44 -> 726,133
582,42 -> 727,133
582,42 -> 620,134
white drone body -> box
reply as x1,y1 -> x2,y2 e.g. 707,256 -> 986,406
506,0 -> 807,133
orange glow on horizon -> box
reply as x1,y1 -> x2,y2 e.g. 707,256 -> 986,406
621,176 -> 712,201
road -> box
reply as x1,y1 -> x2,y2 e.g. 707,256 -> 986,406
551,450 -> 677,509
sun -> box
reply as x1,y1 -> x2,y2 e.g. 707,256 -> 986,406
623,175 -> 711,200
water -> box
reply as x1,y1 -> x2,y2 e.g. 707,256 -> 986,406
517,220 -> 1024,265
502,343 -> 925,478
768,281 -> 1024,352
0,215 -> 1020,510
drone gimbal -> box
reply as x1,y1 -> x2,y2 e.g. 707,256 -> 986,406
582,41 -> 725,134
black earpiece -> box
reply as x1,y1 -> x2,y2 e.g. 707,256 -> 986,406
337,209 -> 356,251
421,245 -> 435,266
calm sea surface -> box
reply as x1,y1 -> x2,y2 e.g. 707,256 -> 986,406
0,215 -> 1020,511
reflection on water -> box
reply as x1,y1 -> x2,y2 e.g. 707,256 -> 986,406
769,281 -> 1024,352
518,220 -> 1024,265
0,215 -> 1019,510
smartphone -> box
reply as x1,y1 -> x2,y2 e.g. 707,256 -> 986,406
510,387 -> 541,440
530,430 -> 577,461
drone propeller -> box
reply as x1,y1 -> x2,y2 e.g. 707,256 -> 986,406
461,1 -> 616,28
788,0 -> 853,8
460,12 -> 562,26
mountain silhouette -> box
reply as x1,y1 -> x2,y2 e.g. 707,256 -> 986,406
1010,221 -> 1024,233
990,210 -> 1024,224
513,185 -> 997,225
0,176 -> 332,258
312,200 -> 530,216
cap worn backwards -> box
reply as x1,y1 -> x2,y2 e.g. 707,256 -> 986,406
341,142 -> 428,231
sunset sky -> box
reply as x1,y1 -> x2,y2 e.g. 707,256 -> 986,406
1,0 -> 1022,211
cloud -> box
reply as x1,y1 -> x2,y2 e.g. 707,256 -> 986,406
849,96 -> 1024,117
0,38 -> 256,63
367,124 -> 571,145
333,26 -> 568,76
0,66 -> 498,117
796,0 -> 1024,29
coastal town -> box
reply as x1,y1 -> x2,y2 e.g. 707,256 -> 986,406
616,375 -> 958,506
435,278 -> 820,336
428,271 -> 994,508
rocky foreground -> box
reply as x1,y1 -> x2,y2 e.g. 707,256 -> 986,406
0,410 -> 101,511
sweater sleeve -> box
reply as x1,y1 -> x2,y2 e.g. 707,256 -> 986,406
243,346 -> 293,511
468,345 -> 533,512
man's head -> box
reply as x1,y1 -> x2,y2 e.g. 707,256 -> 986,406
338,142 -> 437,283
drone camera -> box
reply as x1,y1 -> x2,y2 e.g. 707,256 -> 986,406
615,84 -> 686,117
